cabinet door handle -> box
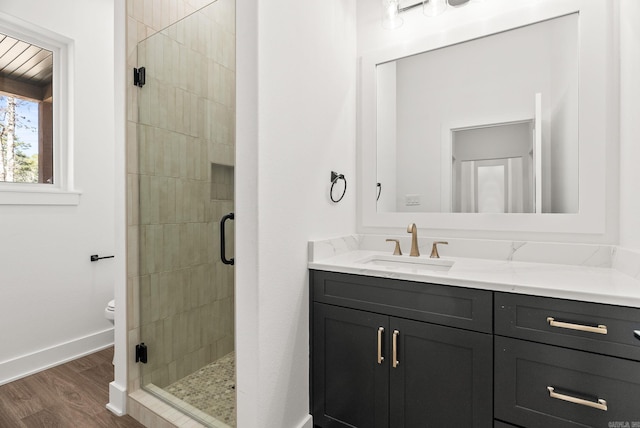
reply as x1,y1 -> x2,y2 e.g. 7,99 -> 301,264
392,330 -> 400,368
377,327 -> 385,364
547,386 -> 608,411
546,317 -> 607,335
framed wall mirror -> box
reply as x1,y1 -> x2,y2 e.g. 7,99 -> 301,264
359,0 -> 614,234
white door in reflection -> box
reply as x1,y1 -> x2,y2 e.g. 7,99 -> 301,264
451,117 -> 535,213
459,158 -> 528,213
477,164 -> 505,213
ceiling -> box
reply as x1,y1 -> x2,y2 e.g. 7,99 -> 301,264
0,32 -> 53,99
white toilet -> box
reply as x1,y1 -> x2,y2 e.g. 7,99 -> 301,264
105,299 -> 115,323
105,300 -> 115,364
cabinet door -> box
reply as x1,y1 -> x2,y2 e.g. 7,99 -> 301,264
312,303 -> 390,428
495,336 -> 640,428
389,317 -> 493,428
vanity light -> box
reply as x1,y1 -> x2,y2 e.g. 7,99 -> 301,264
381,0 -> 403,29
423,0 -> 448,17
382,0 -> 471,29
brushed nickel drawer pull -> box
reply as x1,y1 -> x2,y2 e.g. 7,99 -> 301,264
377,327 -> 385,364
546,317 -> 608,335
634,330 -> 640,340
547,386 -> 608,411
392,330 -> 400,368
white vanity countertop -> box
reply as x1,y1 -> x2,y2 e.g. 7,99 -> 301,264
308,250 -> 640,308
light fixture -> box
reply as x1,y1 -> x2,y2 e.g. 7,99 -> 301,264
381,0 -> 403,29
382,0 -> 472,29
423,0 -> 448,17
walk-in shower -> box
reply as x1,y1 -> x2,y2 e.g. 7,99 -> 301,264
135,1 -> 235,426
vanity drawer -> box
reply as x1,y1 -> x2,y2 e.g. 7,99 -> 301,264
495,292 -> 640,360
310,270 -> 492,333
495,336 -> 640,428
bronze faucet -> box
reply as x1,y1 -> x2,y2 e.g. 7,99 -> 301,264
430,241 -> 448,258
407,223 -> 420,257
386,239 -> 402,255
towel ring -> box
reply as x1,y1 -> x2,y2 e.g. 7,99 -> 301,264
330,171 -> 347,203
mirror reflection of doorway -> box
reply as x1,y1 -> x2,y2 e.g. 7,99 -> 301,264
458,159 -> 526,213
452,120 -> 535,213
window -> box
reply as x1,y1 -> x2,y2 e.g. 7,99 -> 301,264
0,17 -> 77,205
0,33 -> 53,184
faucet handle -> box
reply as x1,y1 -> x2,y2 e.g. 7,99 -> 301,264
430,241 -> 448,258
386,239 -> 403,256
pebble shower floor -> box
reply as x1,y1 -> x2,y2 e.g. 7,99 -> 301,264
165,352 -> 236,427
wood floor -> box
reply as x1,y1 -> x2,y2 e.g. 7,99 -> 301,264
0,347 -> 145,428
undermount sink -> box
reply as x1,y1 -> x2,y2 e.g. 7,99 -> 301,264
356,255 -> 454,273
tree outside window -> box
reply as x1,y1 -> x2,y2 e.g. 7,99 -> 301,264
0,95 -> 39,182
0,32 -> 53,184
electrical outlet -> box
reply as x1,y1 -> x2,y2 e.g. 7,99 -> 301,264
405,194 -> 421,206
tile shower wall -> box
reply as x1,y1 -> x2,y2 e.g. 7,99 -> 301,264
125,0 -> 235,396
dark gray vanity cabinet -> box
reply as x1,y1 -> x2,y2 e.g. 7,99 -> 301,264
494,292 -> 640,428
310,270 -> 493,428
311,269 -> 640,428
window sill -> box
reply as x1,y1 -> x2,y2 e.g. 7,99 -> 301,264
0,187 -> 81,206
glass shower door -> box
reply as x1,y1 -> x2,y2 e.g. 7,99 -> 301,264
136,1 -> 236,426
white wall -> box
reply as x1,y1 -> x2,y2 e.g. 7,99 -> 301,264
0,0 -> 115,384
357,0 -> 558,55
111,0 -> 128,415
236,0 -> 357,426
619,0 -> 640,251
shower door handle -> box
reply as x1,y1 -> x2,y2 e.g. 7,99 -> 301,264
220,212 -> 235,265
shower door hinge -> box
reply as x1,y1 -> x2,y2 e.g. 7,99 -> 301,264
133,67 -> 146,87
135,343 -> 148,364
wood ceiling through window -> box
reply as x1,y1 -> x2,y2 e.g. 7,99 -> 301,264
0,33 -> 53,101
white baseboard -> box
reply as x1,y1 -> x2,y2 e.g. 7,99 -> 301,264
297,414 -> 313,428
0,328 -> 114,385
107,381 -> 127,416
